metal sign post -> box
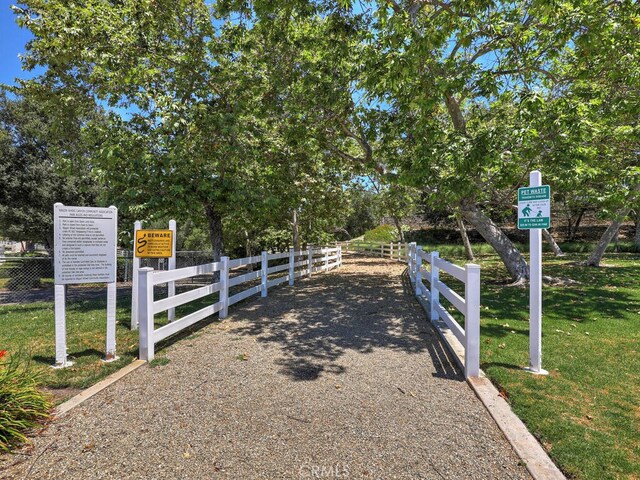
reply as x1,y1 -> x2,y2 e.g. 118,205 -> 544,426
518,171 -> 550,375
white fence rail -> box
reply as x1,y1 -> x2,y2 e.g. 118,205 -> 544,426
407,242 -> 480,378
138,246 -> 342,361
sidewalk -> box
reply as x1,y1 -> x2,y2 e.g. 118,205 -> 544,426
1,256 -> 530,479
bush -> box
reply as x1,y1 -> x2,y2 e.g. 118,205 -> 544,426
363,224 -> 398,243
0,351 -> 51,452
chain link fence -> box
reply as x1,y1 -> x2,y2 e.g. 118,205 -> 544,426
0,251 -> 217,305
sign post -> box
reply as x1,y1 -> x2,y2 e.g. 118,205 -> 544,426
168,220 -> 177,322
131,222 -> 176,330
131,221 -> 142,330
53,204 -> 118,367
518,171 -> 550,375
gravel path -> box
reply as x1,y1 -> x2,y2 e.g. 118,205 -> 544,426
2,256 -> 530,479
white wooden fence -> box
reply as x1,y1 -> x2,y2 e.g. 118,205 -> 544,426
407,242 -> 480,378
138,246 -> 342,361
339,240 -> 407,262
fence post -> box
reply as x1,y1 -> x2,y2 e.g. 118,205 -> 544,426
308,246 -> 313,277
131,220 -> 142,330
390,242 -> 394,260
338,245 -> 342,267
408,242 -> 417,282
54,284 -> 70,367
261,251 -> 268,297
289,247 -> 295,286
324,248 -> 329,271
168,219 -> 177,322
105,281 -> 117,361
138,267 -> 155,362
464,264 -> 481,378
219,256 -> 229,319
415,246 -> 423,296
429,251 -> 440,322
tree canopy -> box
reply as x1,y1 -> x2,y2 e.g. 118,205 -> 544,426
8,0 -> 639,272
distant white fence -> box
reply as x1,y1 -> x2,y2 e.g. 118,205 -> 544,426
407,242 -> 480,378
138,246 -> 342,361
339,240 -> 407,262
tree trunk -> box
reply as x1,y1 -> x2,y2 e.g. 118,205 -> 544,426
244,229 -> 253,271
392,216 -> 405,243
292,209 -> 300,251
455,213 -> 474,261
565,206 -> 574,240
204,204 -> 224,262
542,229 -> 565,256
584,211 -> 630,266
585,184 -> 639,266
635,212 -> 640,251
460,201 -> 529,283
569,209 -> 585,241
45,232 -> 55,257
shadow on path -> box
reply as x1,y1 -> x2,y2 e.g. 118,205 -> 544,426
230,256 -> 462,382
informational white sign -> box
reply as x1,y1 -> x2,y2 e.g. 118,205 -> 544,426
54,205 -> 117,284
53,203 -> 118,367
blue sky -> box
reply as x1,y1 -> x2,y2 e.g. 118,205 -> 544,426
0,3 -> 39,86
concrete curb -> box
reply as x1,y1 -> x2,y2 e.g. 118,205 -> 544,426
54,359 -> 146,416
415,295 -> 565,480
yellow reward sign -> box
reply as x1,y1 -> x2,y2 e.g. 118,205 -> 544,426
135,229 -> 174,258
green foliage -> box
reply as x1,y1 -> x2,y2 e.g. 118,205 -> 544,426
0,351 -> 51,452
341,187 -> 380,239
363,224 -> 397,243
0,91 -> 100,247
10,0 -> 638,268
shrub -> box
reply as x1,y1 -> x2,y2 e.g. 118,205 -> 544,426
363,224 -> 398,243
0,351 -> 51,452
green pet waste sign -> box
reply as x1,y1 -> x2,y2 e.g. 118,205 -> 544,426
518,185 -> 551,229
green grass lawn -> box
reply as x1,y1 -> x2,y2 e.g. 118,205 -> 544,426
0,292 -> 219,401
0,298 -> 139,395
430,248 -> 640,480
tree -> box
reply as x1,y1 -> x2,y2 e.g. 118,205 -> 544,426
367,178 -> 419,243
15,1 -> 366,259
15,1 -> 270,261
346,3 -> 550,281
537,1 -> 639,266
341,186 -> 380,239
0,90 -> 99,249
